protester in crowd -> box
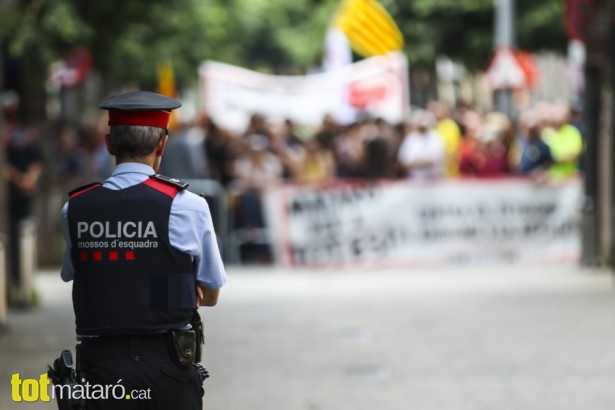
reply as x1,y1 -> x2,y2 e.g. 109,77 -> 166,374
374,117 -> 395,140
535,100 -> 558,141
227,133 -> 283,263
361,134 -> 392,179
319,113 -> 342,136
1,90 -> 43,295
230,133 -> 283,228
389,121 -> 409,178
203,115 -> 237,187
241,112 -> 270,140
46,119 -> 100,273
159,116 -> 208,179
484,111 -> 517,169
341,116 -> 395,179
267,121 -> 304,180
364,117 -> 398,179
516,109 -> 553,177
332,121 -> 365,178
53,120 -> 87,189
281,118 -> 304,151
457,109 -> 484,176
288,133 -> 336,184
429,100 -> 461,178
396,109 -> 446,181
81,112 -> 114,182
473,125 -> 511,177
543,101 -> 584,180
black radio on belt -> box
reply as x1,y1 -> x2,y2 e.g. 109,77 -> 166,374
168,330 -> 196,367
168,310 -> 205,367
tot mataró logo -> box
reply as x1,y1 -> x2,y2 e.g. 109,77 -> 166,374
10,372 -> 151,402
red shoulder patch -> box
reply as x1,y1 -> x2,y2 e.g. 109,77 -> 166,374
69,182 -> 102,199
142,177 -> 180,198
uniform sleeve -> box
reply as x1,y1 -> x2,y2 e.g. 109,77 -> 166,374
60,201 -> 75,282
169,191 -> 227,290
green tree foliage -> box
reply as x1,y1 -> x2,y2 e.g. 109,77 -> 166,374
193,0 -> 339,73
390,0 -> 566,70
516,0 -> 567,54
70,0 -> 211,90
1,0 -> 567,97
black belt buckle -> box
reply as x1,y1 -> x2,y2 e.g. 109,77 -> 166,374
168,330 -> 196,367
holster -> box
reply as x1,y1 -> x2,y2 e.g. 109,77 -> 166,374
168,330 -> 197,367
47,348 -> 86,410
191,310 -> 205,363
190,310 -> 210,389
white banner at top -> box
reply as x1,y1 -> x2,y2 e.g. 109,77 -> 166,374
198,52 -> 409,133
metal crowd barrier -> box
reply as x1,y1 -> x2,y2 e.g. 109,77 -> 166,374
184,179 -> 274,265
183,179 -> 229,262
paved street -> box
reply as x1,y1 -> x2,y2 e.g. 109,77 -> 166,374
2,263 -> 615,410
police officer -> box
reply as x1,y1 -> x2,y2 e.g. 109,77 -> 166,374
2,90 -> 43,296
60,91 -> 227,409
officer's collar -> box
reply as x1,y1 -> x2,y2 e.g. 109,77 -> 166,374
111,162 -> 155,177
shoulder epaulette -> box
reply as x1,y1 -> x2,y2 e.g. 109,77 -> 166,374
68,182 -> 102,199
150,174 -> 189,191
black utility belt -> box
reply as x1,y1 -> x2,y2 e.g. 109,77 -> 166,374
80,330 -> 197,367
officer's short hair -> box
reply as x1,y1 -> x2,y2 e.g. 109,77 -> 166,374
108,125 -> 165,158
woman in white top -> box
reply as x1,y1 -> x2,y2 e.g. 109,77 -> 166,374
396,109 -> 446,181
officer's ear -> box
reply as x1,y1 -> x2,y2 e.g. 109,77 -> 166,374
104,133 -> 115,155
155,134 -> 168,157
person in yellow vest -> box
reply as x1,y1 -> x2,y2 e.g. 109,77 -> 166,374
428,101 -> 461,178
535,100 -> 557,142
543,102 -> 584,180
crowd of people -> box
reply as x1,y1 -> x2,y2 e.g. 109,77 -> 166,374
155,98 -> 584,262
41,98 -> 585,201
3,93 -> 585,266
161,99 -> 583,187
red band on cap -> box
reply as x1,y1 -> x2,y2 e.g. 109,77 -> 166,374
108,110 -> 170,128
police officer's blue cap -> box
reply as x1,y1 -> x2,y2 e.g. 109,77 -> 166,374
99,91 -> 181,129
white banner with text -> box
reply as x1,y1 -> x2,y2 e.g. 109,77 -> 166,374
264,178 -> 583,268
199,52 -> 408,133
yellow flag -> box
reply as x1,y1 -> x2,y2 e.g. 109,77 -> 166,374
334,0 -> 404,57
156,60 -> 179,129
157,60 -> 177,98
